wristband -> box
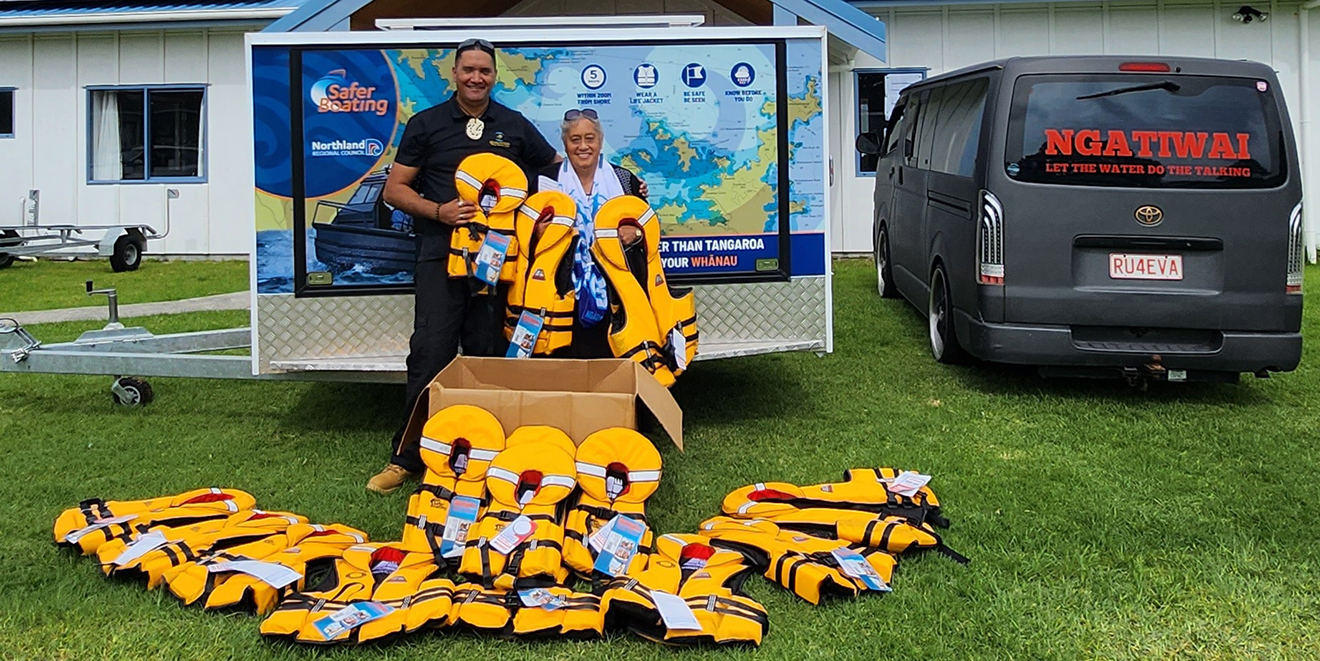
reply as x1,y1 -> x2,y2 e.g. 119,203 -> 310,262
434,202 -> 442,223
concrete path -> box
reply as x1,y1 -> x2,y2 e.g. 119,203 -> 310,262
0,291 -> 249,325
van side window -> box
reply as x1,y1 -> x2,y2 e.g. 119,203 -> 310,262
903,92 -> 926,168
885,103 -> 906,154
915,89 -> 939,170
928,78 -> 989,177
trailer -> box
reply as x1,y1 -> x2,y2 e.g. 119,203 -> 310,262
0,189 -> 177,271
1,17 -> 833,401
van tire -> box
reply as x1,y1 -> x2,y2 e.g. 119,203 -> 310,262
928,262 -> 967,364
875,225 -> 897,299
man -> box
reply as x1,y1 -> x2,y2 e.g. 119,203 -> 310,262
367,38 -> 559,494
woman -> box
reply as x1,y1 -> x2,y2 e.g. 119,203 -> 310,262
535,108 -> 648,357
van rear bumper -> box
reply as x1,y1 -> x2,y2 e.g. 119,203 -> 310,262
955,311 -> 1302,373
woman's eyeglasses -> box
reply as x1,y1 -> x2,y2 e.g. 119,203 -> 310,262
563,108 -> 599,121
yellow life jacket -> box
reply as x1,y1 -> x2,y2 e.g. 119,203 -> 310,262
259,544 -> 450,644
722,474 -> 947,530
449,153 -> 528,284
55,487 -> 257,556
720,483 -> 967,564
504,192 -> 578,356
591,196 -> 698,387
563,428 -> 662,579
448,584 -> 605,639
402,405 -> 506,560
599,533 -> 767,646
697,517 -> 897,605
100,510 -> 307,588
164,523 -> 368,613
458,441 -> 576,590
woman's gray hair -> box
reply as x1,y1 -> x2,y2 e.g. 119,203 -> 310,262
560,114 -> 604,141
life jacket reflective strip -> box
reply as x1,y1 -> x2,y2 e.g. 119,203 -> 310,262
449,153 -> 528,283
591,196 -> 698,387
599,533 -> 767,646
55,487 -> 257,556
101,510 -> 307,588
723,478 -> 947,529
259,545 -> 445,644
505,192 -> 578,355
458,442 -> 576,590
564,428 -> 662,578
199,527 -> 369,616
697,516 -> 897,605
163,524 -> 367,612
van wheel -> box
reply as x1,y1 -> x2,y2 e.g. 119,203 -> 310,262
928,263 -> 967,364
875,225 -> 897,299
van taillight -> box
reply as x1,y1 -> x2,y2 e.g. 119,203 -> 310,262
1119,62 -> 1172,72
978,190 -> 1004,285
1287,202 -> 1304,294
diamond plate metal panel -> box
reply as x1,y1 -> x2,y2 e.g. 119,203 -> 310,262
256,294 -> 413,373
256,276 -> 830,373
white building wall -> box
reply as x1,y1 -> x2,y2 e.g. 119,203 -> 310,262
833,0 -> 1320,255
0,28 -> 252,257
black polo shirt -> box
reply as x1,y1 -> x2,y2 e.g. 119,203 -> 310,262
394,95 -> 557,259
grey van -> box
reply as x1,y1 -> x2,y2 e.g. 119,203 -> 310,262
856,55 -> 1304,383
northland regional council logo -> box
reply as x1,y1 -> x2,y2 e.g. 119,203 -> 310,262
310,69 -> 390,116
310,138 -> 384,158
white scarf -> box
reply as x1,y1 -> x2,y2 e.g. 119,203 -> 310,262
556,156 -> 626,237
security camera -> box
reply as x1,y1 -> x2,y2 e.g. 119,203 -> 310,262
1232,5 -> 1268,23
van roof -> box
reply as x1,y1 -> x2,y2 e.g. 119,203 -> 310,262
905,55 -> 1278,95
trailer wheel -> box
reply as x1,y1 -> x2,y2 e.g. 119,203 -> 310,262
110,234 -> 145,272
0,230 -> 19,269
111,377 -> 154,407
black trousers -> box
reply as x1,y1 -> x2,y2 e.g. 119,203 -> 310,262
389,257 -> 508,472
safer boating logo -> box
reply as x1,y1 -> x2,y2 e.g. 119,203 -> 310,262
310,69 -> 391,117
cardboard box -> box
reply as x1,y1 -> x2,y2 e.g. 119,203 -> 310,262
401,357 -> 683,451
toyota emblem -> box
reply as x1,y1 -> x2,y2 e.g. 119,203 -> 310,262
1134,205 -> 1164,226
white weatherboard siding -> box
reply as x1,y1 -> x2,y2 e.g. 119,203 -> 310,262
0,29 -> 251,257
833,1 -> 1320,256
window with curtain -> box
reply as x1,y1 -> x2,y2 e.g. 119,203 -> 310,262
0,89 -> 14,138
89,87 -> 205,182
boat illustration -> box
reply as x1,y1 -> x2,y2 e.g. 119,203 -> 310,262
311,168 -> 415,275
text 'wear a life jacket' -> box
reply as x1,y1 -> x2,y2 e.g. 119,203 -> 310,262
55,487 -> 257,556
402,405 -> 506,564
564,427 -> 662,580
591,196 -> 698,388
505,191 -> 579,356
260,544 -> 453,645
698,516 -> 897,605
721,482 -> 968,565
450,153 -> 528,286
599,533 -> 768,646
164,523 -> 368,615
458,440 -> 577,590
98,510 -> 308,589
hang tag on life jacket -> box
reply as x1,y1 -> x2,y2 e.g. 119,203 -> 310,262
207,560 -> 303,589
64,514 -> 138,544
440,496 -> 482,558
885,471 -> 932,498
588,516 -> 616,553
489,515 -> 537,555
651,590 -> 703,631
312,601 -> 395,640
473,231 -> 511,286
830,548 -> 892,592
594,514 -> 646,577
669,327 -> 688,371
112,530 -> 169,566
518,588 -> 567,610
506,310 -> 544,358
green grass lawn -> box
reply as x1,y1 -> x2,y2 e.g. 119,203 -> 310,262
0,258 -> 248,313
2,259 -> 1318,660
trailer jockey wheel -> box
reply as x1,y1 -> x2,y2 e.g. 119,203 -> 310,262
111,377 -> 154,407
110,233 -> 145,272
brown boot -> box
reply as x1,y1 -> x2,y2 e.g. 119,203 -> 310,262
366,463 -> 417,495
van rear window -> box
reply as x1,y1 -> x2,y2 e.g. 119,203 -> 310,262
1005,74 -> 1287,189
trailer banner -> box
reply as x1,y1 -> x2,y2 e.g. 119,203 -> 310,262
253,37 -> 825,295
